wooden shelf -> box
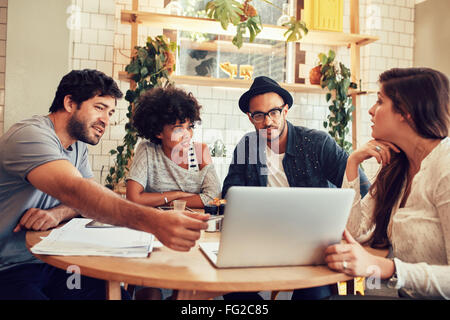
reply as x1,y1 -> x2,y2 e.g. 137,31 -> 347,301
179,38 -> 285,55
118,72 -> 375,95
121,11 -> 378,47
120,0 -> 377,150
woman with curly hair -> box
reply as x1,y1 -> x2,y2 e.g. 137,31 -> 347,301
324,67 -> 450,299
126,86 -> 220,209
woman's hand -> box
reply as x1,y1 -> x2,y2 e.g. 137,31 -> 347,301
324,230 -> 393,278
345,139 -> 401,182
349,139 -> 401,167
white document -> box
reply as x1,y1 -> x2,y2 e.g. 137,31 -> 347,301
31,218 -> 154,258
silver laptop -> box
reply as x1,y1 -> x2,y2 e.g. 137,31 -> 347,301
199,186 -> 355,268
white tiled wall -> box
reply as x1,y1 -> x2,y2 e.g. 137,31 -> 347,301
66,0 -> 415,185
359,0 -> 415,179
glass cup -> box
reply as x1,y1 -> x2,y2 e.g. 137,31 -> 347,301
173,200 -> 187,211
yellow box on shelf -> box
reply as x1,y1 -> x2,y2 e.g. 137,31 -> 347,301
303,0 -> 344,32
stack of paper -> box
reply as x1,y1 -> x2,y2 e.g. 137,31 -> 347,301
31,218 -> 154,258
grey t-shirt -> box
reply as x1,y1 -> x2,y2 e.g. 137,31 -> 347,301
0,115 -> 93,271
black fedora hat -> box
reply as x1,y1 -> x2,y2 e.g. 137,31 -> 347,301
238,76 -> 293,113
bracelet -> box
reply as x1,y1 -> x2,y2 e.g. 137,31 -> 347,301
387,258 -> 400,289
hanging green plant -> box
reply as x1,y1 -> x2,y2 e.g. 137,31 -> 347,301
105,35 -> 178,191
205,0 -> 308,49
318,49 -> 357,154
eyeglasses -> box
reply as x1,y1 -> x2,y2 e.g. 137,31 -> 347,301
249,107 -> 284,123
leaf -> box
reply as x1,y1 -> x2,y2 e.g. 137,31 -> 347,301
325,93 -> 332,102
140,66 -> 148,77
206,0 -> 243,30
319,53 -> 327,65
125,90 -> 136,103
155,55 -> 162,71
327,81 -> 336,91
328,50 -> 336,63
232,23 -> 245,48
125,61 -> 140,75
343,78 -> 351,91
283,18 -> 308,43
246,16 -> 261,43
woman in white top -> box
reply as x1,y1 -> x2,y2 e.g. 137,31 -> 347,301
324,67 -> 450,299
126,86 -> 220,209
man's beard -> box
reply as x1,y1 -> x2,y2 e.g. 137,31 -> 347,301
67,113 -> 102,145
258,120 -> 286,143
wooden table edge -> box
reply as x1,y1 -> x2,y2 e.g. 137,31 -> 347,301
26,229 -> 388,300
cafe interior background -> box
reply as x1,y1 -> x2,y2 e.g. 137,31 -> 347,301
1,0 -> 449,188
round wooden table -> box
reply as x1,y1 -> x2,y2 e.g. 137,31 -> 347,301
26,230 -> 386,300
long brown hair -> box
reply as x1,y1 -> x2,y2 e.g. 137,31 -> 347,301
369,68 -> 449,248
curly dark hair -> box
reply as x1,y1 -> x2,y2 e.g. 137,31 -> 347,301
132,86 -> 202,144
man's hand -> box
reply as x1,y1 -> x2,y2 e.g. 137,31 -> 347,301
153,210 -> 209,251
13,208 -> 62,232
13,204 -> 80,233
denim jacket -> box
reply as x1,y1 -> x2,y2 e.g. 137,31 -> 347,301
222,121 -> 370,197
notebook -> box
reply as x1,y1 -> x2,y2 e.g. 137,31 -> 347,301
31,218 -> 154,258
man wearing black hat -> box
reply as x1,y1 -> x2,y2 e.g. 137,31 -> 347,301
223,76 -> 369,197
221,76 -> 369,300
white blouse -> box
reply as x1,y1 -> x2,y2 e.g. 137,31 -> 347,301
344,137 -> 450,299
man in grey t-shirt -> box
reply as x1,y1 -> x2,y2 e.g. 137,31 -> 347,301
0,115 -> 93,269
0,69 -> 209,300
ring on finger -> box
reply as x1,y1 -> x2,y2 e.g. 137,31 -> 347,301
342,260 -> 348,269
374,145 -> 382,152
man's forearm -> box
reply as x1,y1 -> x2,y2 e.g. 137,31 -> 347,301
56,178 -> 161,234
26,160 -> 209,251
28,164 -> 160,234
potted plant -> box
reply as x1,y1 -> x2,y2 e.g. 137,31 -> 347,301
318,49 -> 357,153
205,0 -> 308,48
105,35 -> 178,192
